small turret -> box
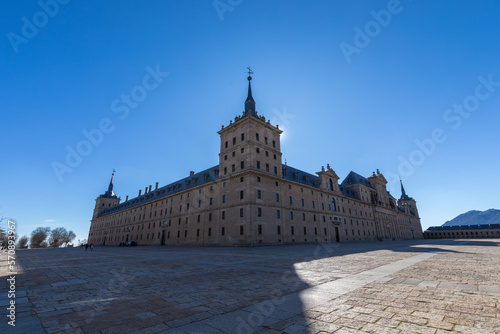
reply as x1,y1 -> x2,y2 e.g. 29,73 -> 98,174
92,171 -> 120,219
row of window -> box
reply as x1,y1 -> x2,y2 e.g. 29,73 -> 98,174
224,133 -> 276,148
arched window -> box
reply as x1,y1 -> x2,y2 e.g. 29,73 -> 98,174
329,179 -> 334,191
332,198 -> 336,211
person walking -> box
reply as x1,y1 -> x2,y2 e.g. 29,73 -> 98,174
85,243 -> 88,251
90,244 -> 94,251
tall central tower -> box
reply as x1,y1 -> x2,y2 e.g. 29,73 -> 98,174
218,71 -> 283,178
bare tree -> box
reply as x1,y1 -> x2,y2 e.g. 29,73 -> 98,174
49,227 -> 66,247
17,236 -> 29,249
62,230 -> 76,247
30,227 -> 51,248
0,216 -> 7,247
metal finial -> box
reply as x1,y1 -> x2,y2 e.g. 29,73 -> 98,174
246,66 -> 253,80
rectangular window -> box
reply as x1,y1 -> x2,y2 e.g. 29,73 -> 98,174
315,227 -> 318,235
210,198 -> 213,205
301,199 -> 304,206
198,200 -> 201,208
266,164 -> 270,172
290,211 -> 294,220
241,147 -> 244,153
232,164 -> 235,172
241,133 -> 244,141
265,137 -> 268,144
240,191 -> 244,200
224,155 -> 227,160
258,208 -> 262,217
302,213 -> 305,221
257,161 -> 260,169
208,228 -> 211,236
196,229 -> 200,237
256,133 -> 259,141
224,167 -> 227,175
197,215 -> 200,223
303,227 -> 307,235
289,196 -> 293,204
277,226 -> 281,235
240,208 -> 244,217
277,210 -> 280,218
209,213 -> 212,221
225,141 -> 228,148
222,211 -> 225,220
256,147 -> 260,153
222,195 -> 226,203
258,224 -> 262,234
257,190 -> 261,199
222,227 -> 225,235
257,176 -> 261,182
274,166 -> 277,174
240,177 -> 244,182
276,194 -> 279,202
273,140 -> 276,148
241,161 -> 244,169
233,137 -> 236,145
291,226 -> 294,235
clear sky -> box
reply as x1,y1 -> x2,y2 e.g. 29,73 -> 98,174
1,1 -> 499,243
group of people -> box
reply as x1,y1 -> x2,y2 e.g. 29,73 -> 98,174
81,243 -> 94,251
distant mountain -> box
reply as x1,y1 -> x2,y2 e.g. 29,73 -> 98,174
443,209 -> 500,226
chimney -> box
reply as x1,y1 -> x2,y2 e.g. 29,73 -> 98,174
149,185 -> 152,192
190,171 -> 195,176
145,186 -> 148,194
126,195 -> 129,201
155,182 -> 159,190
139,189 -> 142,196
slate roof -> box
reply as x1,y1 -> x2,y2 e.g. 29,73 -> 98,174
340,171 -> 373,189
98,165 -> 219,218
282,164 -> 320,188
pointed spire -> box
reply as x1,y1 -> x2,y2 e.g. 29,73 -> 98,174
400,178 -> 406,196
101,169 -> 117,198
244,67 -> 256,116
108,170 -> 115,195
400,178 -> 412,201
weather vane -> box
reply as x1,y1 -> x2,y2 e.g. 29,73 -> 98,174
246,66 -> 253,77
112,168 -> 116,175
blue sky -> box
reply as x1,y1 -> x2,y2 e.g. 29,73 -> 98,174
1,1 -> 499,243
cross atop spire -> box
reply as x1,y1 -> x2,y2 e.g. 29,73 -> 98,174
244,66 -> 256,116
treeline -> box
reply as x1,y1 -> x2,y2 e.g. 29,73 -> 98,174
0,226 -> 77,249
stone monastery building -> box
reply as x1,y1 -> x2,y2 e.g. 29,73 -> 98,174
88,73 -> 423,246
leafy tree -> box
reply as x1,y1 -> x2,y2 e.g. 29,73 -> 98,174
17,235 -> 29,249
30,227 -> 51,248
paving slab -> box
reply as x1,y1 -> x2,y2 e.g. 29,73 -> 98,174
1,239 -> 500,333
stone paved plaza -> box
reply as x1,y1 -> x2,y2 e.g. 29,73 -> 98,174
1,239 -> 500,334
